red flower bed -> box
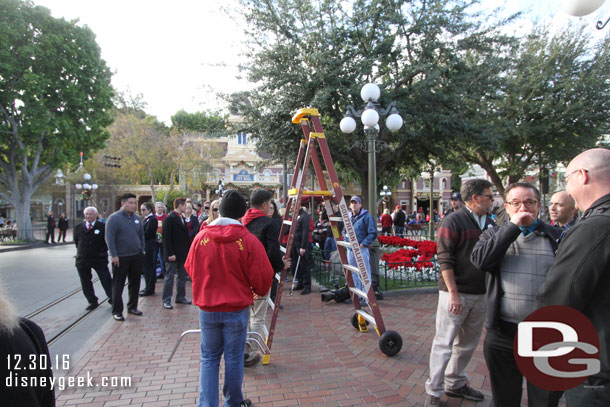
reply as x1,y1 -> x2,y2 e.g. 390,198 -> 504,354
379,235 -> 438,270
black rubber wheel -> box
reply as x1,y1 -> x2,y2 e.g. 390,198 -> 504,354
379,330 -> 402,357
350,312 -> 369,330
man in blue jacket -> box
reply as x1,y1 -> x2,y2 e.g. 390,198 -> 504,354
344,196 -> 377,306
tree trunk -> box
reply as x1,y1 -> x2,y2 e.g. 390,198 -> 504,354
474,151 -> 506,198
12,184 -> 35,241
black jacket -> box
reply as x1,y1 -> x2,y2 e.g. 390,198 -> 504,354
186,214 -> 200,242
57,216 -> 69,231
537,194 -> 610,380
471,220 -> 560,332
46,215 -> 55,230
74,221 -> 108,262
162,211 -> 190,263
293,208 -> 311,250
243,212 -> 285,273
143,214 -> 158,253
393,210 -> 406,227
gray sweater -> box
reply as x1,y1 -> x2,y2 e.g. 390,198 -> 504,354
105,209 -> 144,258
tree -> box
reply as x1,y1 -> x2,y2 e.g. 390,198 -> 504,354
171,110 -> 227,135
0,0 -> 114,240
454,25 -> 610,196
233,0 -> 516,207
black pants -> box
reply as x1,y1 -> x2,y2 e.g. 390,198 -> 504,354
111,253 -> 143,315
76,258 -> 113,305
45,227 -> 55,243
484,326 -> 562,407
289,243 -> 310,288
57,228 -> 67,242
142,242 -> 157,294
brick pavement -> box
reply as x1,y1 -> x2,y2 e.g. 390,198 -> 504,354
55,283 -> 539,406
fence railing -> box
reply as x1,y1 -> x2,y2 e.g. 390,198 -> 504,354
311,250 -> 438,291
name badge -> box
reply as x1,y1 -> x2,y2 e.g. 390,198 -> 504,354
135,219 -> 140,224
94,229 -> 100,235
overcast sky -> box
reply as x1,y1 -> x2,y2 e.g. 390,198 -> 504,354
32,0 -> 609,125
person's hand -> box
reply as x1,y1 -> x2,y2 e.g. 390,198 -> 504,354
448,292 -> 463,315
168,255 -> 176,262
299,248 -> 306,256
283,258 -> 291,269
510,212 -> 535,227
111,257 -> 119,267
359,243 -> 365,248
253,293 -> 259,300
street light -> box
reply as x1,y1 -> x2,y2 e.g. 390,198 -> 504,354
562,0 -> 609,29
340,83 -> 403,214
380,185 -> 392,209
75,173 -> 98,201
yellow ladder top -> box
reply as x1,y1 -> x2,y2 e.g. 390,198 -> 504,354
292,108 -> 320,123
288,188 -> 333,197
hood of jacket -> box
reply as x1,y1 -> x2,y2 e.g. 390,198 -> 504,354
241,208 -> 267,227
204,218 -> 249,243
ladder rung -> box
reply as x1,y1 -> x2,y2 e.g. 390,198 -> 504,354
283,220 -> 292,225
336,241 -> 352,248
349,286 -> 368,300
343,264 -> 360,273
266,297 -> 275,311
288,188 -> 333,197
329,217 -> 343,222
279,246 -> 286,253
356,310 -> 378,327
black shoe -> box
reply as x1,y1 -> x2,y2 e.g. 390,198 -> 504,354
240,399 -> 252,407
127,309 -> 143,316
445,385 -> 484,401
163,302 -> 174,310
139,290 -> 153,296
300,287 -> 311,295
113,314 -> 125,321
244,352 -> 261,367
86,303 -> 99,311
175,298 -> 192,304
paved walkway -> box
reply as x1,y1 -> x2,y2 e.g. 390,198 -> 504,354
54,284 -> 501,406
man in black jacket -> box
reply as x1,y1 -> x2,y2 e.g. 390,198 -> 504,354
289,204 -> 312,295
45,210 -> 55,244
74,206 -> 113,311
537,148 -> 610,406
471,183 -> 562,407
241,189 -> 290,366
139,202 -> 158,296
162,197 -> 192,309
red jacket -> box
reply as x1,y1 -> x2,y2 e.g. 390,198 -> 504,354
185,220 -> 273,312
381,213 -> 393,228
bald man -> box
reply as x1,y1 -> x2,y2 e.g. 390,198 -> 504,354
549,191 -> 578,230
537,148 -> 610,406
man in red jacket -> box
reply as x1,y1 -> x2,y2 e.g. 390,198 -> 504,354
185,190 -> 273,407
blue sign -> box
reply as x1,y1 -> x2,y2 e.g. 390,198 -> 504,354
233,169 -> 254,182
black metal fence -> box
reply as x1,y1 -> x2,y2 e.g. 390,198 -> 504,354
311,250 -> 439,291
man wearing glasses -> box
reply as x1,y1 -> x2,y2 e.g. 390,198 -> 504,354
537,148 -> 610,406
471,183 -> 562,407
425,179 -> 495,406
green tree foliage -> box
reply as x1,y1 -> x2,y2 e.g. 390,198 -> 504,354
171,110 -> 227,135
456,25 -> 610,196
0,0 -> 114,239
233,0 -> 515,207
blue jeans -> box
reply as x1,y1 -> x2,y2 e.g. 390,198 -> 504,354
347,247 -> 371,292
198,307 -> 249,407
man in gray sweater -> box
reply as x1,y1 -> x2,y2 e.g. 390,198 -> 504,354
105,193 -> 145,321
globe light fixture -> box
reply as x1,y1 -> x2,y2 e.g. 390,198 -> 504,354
340,116 -> 357,133
562,0 -> 609,29
386,113 -> 404,132
360,83 -> 381,102
361,108 -> 380,127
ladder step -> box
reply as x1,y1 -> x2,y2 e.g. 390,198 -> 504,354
288,188 -> 333,197
266,297 -> 275,311
279,246 -> 286,253
336,241 -> 352,248
283,220 -> 292,225
343,264 -> 360,273
356,310 -> 378,327
329,217 -> 343,222
349,286 -> 368,300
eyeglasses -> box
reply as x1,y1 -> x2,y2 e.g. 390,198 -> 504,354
204,206 -> 210,210
213,208 -> 219,212
507,199 -> 538,209
478,194 -> 493,200
565,168 -> 588,182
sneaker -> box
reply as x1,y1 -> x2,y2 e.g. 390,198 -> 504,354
240,399 -> 252,407
113,314 -> 125,321
424,394 -> 440,406
445,385 -> 484,401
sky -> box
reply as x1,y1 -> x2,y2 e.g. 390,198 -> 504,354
32,0 -> 610,125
